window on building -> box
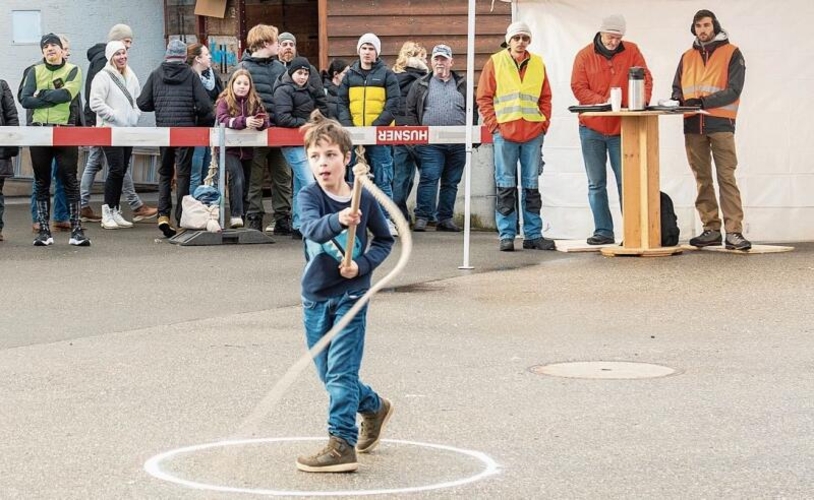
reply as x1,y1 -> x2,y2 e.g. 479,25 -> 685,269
12,10 -> 42,45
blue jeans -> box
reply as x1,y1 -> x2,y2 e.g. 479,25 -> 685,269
30,160 -> 68,222
190,146 -> 212,195
281,146 -> 314,230
493,132 -> 544,240
579,126 -> 622,238
302,289 -> 381,446
392,146 -> 419,221
414,144 -> 466,222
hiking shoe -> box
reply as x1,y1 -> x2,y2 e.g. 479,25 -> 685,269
33,228 -> 54,246
296,436 -> 358,473
689,229 -> 722,247
69,227 -> 91,246
53,220 -> 72,231
523,237 -> 556,250
247,217 -> 263,232
437,219 -> 461,232
230,216 -> 244,229
274,217 -> 293,236
357,398 -> 393,454
157,216 -> 177,238
413,218 -> 428,232
586,234 -> 614,245
725,232 -> 752,251
500,238 -> 514,252
132,204 -> 158,222
80,206 -> 102,222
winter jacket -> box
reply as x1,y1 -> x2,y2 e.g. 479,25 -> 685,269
280,60 -> 329,117
89,66 -> 141,127
216,96 -> 269,160
239,53 -> 286,115
323,75 -> 341,120
476,49 -> 552,143
0,79 -> 20,174
137,61 -> 214,127
671,34 -> 745,135
272,72 -> 316,128
84,42 -> 107,125
405,71 -> 468,126
338,59 -> 400,127
571,35 -> 653,136
394,63 -> 428,125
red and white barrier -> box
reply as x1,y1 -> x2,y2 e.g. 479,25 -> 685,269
0,125 -> 493,147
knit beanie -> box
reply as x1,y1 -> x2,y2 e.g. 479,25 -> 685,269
287,56 -> 311,77
599,15 -> 626,36
357,33 -> 381,56
105,40 -> 127,63
40,33 -> 63,50
165,39 -> 187,61
505,21 -> 532,44
279,32 -> 296,45
107,24 -> 134,42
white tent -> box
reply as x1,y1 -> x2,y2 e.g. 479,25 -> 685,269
506,0 -> 814,242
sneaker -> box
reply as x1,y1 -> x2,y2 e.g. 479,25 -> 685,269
387,220 -> 399,237
725,232 -> 752,251
111,207 -> 134,229
500,238 -> 514,252
264,222 -> 276,233
296,436 -> 358,473
132,204 -> 158,222
80,206 -> 102,222
523,237 -> 556,250
101,204 -> 119,230
689,229 -> 722,248
413,218 -> 428,232
230,216 -> 244,229
53,220 -> 72,232
436,219 -> 461,232
291,228 -> 303,240
157,216 -> 177,238
247,217 -> 263,232
69,227 -> 91,246
357,398 -> 393,453
586,234 -> 614,245
274,217 -> 293,236
33,228 -> 54,246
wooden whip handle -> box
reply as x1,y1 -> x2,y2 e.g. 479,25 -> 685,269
342,175 -> 364,268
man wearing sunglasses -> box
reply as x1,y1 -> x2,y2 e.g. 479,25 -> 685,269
477,21 -> 554,252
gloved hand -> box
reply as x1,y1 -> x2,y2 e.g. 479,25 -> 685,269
684,98 -> 703,108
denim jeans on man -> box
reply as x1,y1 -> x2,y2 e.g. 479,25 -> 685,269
414,144 -> 465,223
493,131 -> 545,240
281,146 -> 314,231
189,146 -> 212,195
80,146 -> 146,211
30,160 -> 68,222
392,145 -> 419,221
579,126 -> 622,239
302,289 -> 381,446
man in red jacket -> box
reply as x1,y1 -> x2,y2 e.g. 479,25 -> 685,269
571,15 -> 652,245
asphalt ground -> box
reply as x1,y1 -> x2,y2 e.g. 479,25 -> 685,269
1,194 -> 813,499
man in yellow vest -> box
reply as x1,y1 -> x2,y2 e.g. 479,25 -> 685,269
477,21 -> 554,252
672,10 -> 750,251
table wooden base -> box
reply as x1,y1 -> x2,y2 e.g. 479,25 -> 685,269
601,246 -> 683,257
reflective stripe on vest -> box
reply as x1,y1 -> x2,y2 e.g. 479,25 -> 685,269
680,43 -> 739,119
491,51 -> 546,124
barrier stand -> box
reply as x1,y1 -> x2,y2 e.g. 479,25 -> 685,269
169,124 -> 275,246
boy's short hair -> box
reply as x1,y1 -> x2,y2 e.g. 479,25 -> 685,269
301,110 -> 353,156
247,24 -> 279,53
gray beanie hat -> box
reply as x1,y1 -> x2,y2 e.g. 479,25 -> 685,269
165,39 -> 187,61
600,15 -> 626,36
279,32 -> 296,44
357,33 -> 381,56
108,24 -> 134,42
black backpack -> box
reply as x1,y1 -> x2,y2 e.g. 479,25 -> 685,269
660,191 -> 680,247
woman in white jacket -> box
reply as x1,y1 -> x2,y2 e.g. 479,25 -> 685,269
89,40 -> 141,229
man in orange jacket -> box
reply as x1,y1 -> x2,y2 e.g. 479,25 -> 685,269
477,21 -> 554,252
571,14 -> 652,245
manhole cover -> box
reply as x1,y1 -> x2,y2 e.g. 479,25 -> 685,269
530,361 -> 677,379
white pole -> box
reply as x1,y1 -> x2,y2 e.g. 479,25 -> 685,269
459,0 -> 477,270
218,124 -> 226,229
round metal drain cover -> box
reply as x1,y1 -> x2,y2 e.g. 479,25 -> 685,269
530,361 -> 677,379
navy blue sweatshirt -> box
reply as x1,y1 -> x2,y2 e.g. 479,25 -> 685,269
298,183 -> 394,302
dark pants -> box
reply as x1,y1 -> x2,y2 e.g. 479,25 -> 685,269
223,155 -> 251,218
0,177 -> 5,231
102,146 -> 133,209
247,147 -> 291,223
30,146 -> 80,229
158,146 -> 193,224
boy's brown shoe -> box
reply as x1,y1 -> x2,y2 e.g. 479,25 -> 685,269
296,436 -> 358,473
357,397 -> 393,453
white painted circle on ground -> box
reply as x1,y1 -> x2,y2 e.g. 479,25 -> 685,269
144,437 -> 499,496
531,361 -> 677,379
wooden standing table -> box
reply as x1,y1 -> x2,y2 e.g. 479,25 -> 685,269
582,110 -> 683,257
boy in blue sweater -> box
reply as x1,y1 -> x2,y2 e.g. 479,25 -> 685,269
296,112 -> 395,473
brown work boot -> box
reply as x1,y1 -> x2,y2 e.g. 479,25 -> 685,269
157,215 -> 177,238
132,204 -> 158,222
53,220 -> 72,232
32,222 -> 41,233
357,397 -> 393,453
80,206 -> 102,222
296,435 -> 358,473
